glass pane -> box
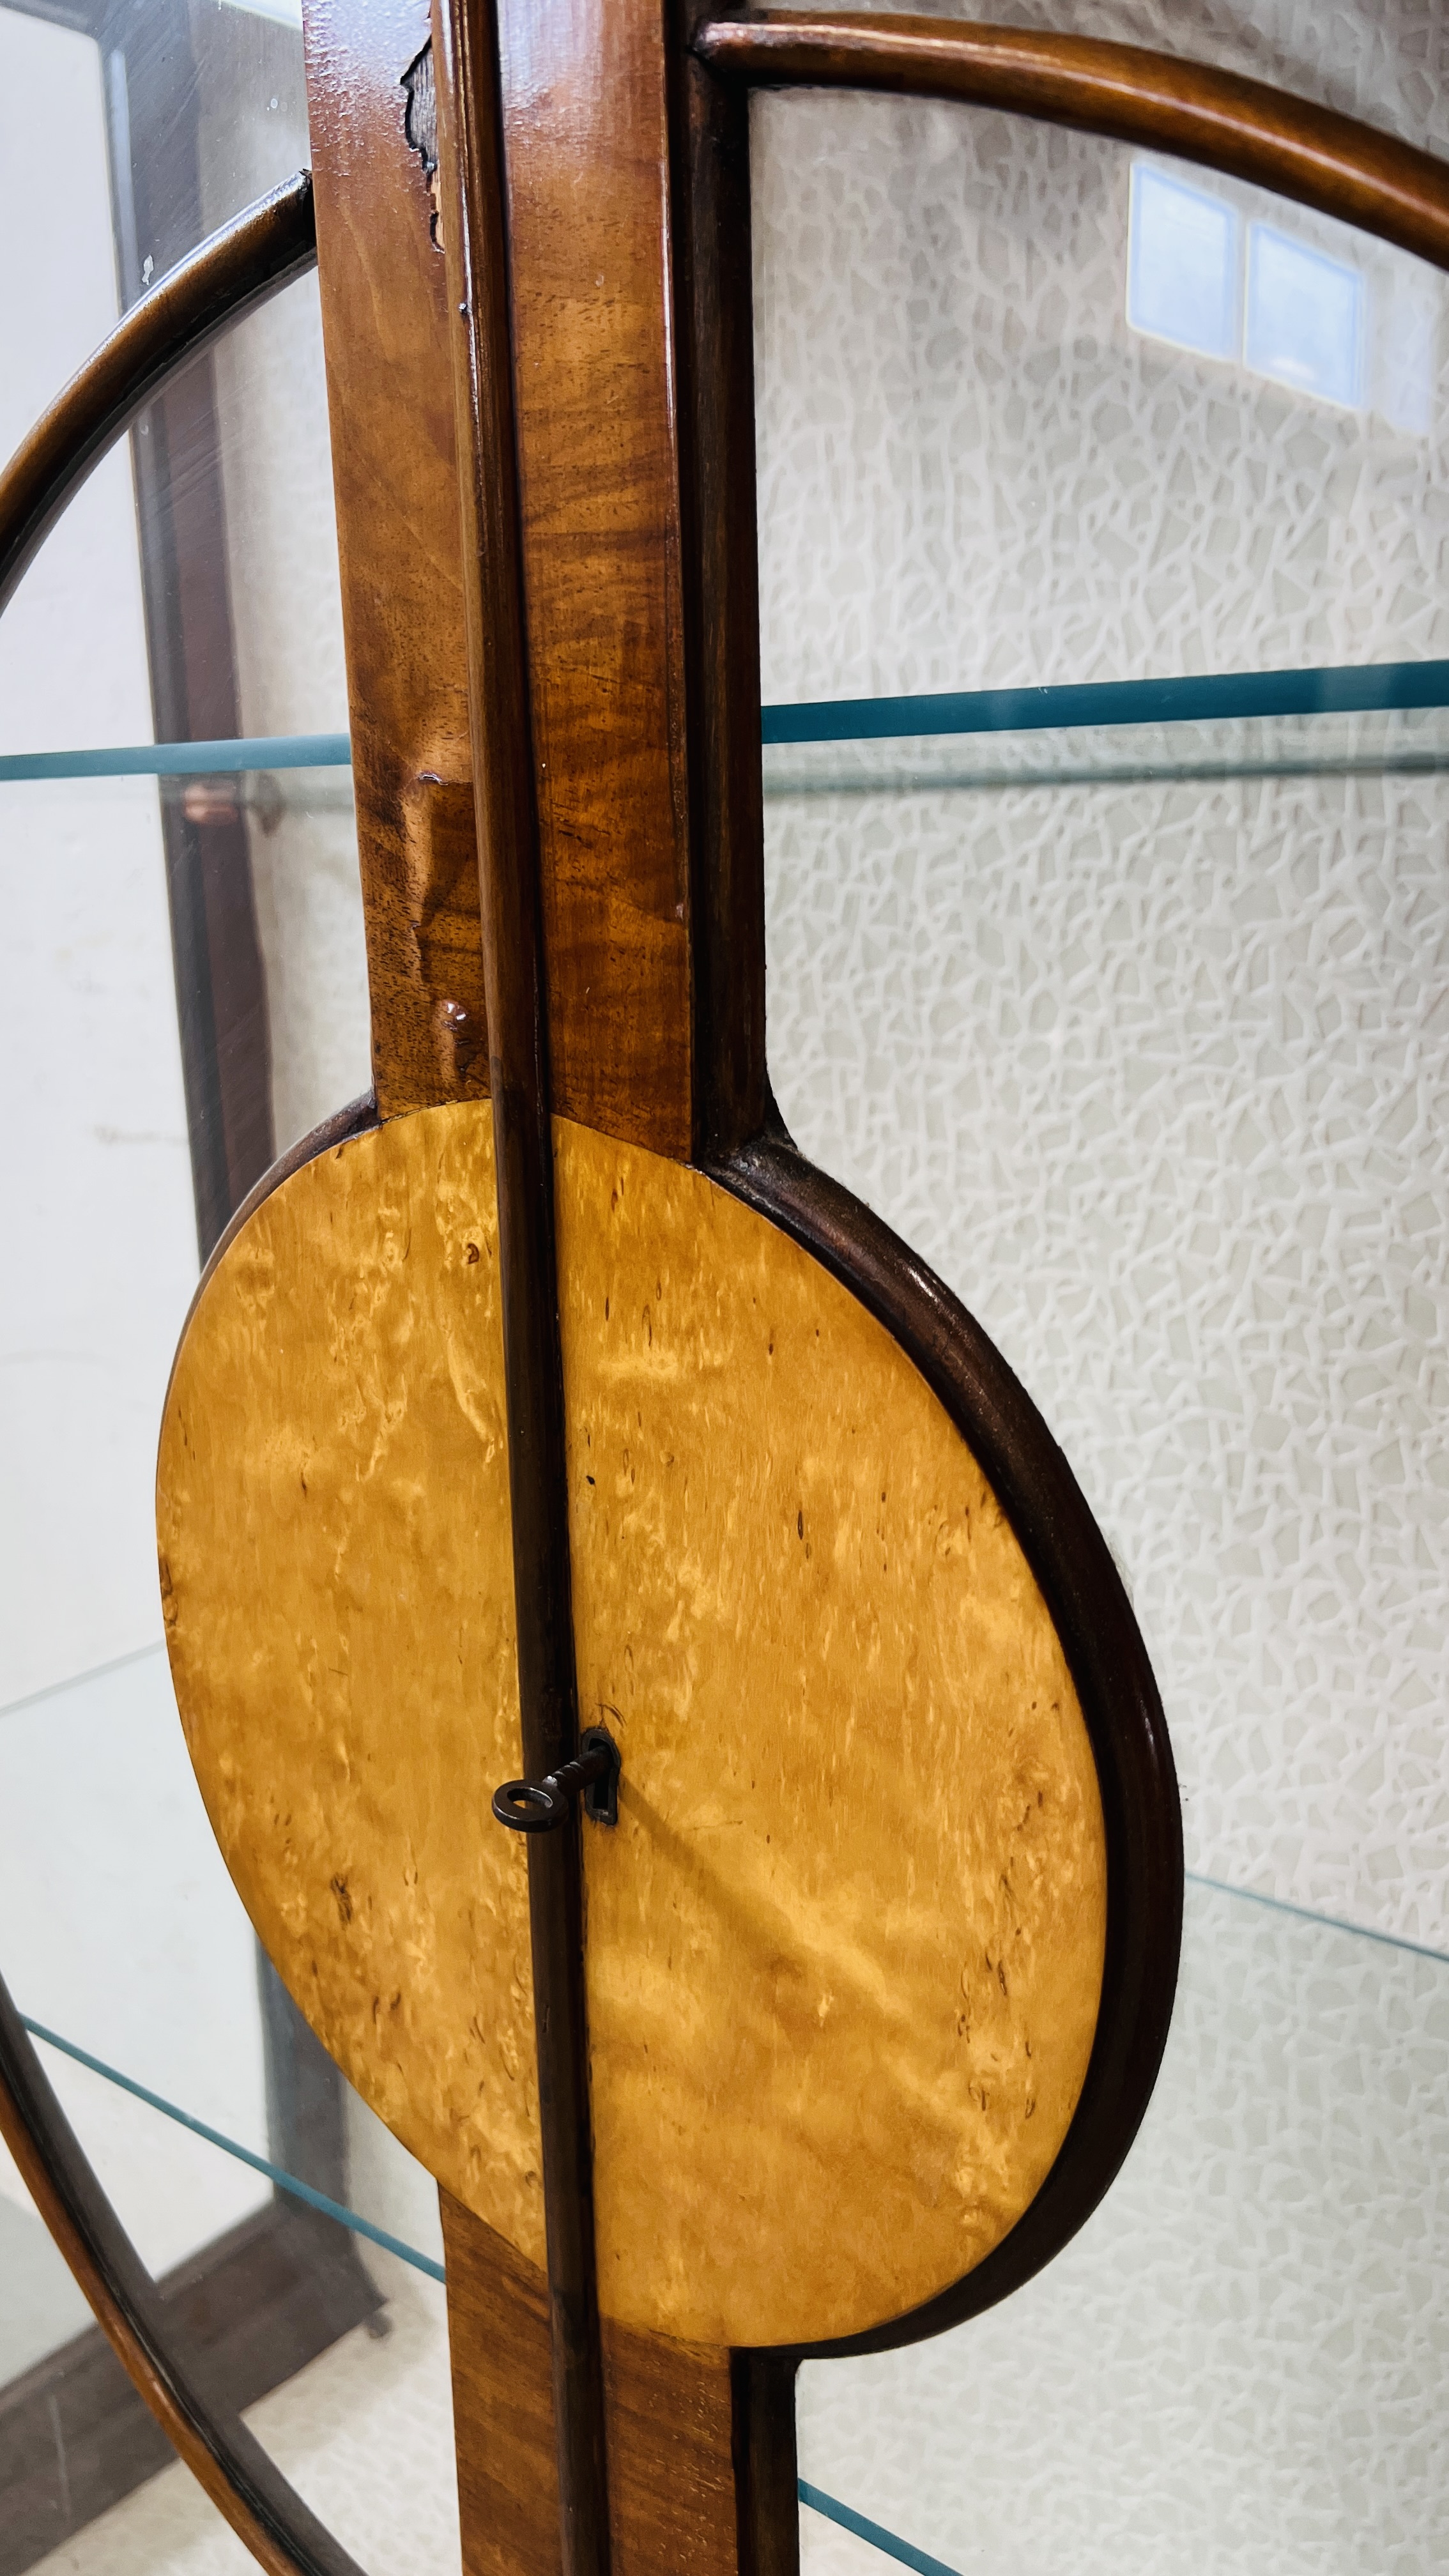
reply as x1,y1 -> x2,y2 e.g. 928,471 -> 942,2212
799,1881 -> 1449,2575
754,80 -> 1449,2573
1,2 -> 457,2559
754,100 -> 1449,706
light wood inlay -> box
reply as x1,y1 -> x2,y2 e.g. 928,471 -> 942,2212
157,1109 -> 544,2263
557,1123 -> 1105,2347
159,1101 -> 1105,2349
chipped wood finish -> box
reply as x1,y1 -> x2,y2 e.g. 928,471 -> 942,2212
160,1100 -> 1105,2349
492,0 -> 694,1160
157,1106 -> 544,2266
302,0 -> 487,1116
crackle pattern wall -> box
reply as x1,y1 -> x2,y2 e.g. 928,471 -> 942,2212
754,5 -> 1449,1949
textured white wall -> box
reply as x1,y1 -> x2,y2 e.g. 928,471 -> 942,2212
755,55 -> 1449,1950
767,7 -> 1449,2564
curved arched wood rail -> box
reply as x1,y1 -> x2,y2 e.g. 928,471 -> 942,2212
0,170 -> 316,617
694,12 -> 1449,273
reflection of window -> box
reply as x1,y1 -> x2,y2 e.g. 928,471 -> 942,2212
1245,224 -> 1363,405
1128,163 -> 1370,415
1127,165 -> 1239,359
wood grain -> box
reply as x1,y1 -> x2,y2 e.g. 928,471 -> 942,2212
443,2193 -> 773,2576
443,2195 -> 561,2576
303,0 -> 488,1116
493,0 -> 694,1160
695,12 -> 1449,273
557,1121 -> 1105,2347
161,1100 -> 1105,2350
433,0 -> 613,2552
157,1105 -> 546,2269
677,3 -> 769,1162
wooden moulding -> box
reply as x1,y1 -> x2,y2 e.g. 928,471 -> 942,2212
302,0 -> 489,1117
694,11 -> 1449,274
675,0 -> 770,1163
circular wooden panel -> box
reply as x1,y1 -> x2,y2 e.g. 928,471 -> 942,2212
158,1100 -> 1106,2348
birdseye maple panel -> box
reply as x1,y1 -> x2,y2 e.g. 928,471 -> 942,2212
557,1122 -> 1106,2347
158,1101 -> 1105,2348
157,1107 -> 544,2264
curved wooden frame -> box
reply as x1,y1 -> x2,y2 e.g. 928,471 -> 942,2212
0,169 -> 316,618
693,10 -> 1449,275
0,180 -> 359,2576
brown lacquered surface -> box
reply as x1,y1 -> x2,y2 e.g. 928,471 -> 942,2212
433,1 -> 613,2556
443,2194 -> 776,2576
161,1101 -> 1105,2348
443,2196 -> 562,2576
493,0 -> 694,1160
697,12 -> 1449,273
303,0 -> 488,1116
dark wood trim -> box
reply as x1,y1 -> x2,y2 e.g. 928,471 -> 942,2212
712,1127 -> 1183,2359
0,1979 -> 366,2576
431,6 -> 610,2572
0,2199 -> 379,2576
675,2 -> 768,1163
730,2355 -> 799,2576
0,171 -> 316,618
694,11 -> 1449,273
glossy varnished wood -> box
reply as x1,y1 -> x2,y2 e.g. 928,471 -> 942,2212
431,1 -> 611,2561
558,1123 -> 1104,2347
492,0 -> 695,1159
696,12 -> 1449,273
303,0 -> 489,1116
443,2196 -> 561,2576
677,2 -> 769,1160
443,2196 -> 794,2576
717,1130 -> 1181,2352
0,174 -> 316,618
160,1100 -> 1106,2348
159,1105 -> 546,2269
